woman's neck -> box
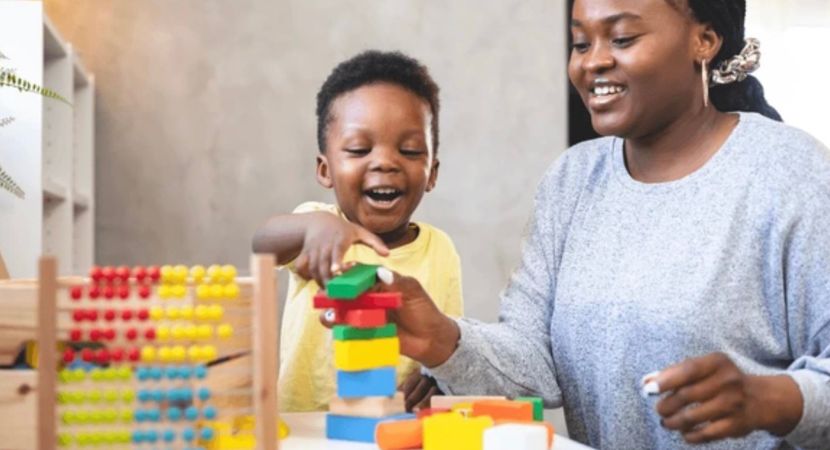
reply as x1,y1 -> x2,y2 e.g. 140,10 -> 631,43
624,107 -> 739,183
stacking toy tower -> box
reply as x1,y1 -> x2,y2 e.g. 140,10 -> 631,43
313,264 -> 413,443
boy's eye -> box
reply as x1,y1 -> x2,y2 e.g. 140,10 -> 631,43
344,148 -> 371,155
400,148 -> 425,157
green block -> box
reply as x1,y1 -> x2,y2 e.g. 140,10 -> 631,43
333,324 -> 397,341
326,264 -> 378,299
517,396 -> 544,421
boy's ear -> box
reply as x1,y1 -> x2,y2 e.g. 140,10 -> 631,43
426,159 -> 440,192
316,154 -> 334,189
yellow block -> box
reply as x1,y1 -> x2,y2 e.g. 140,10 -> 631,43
424,412 -> 493,450
333,337 -> 399,371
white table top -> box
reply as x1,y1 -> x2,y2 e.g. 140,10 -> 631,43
280,412 -> 594,450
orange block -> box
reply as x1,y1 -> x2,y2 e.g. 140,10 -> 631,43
495,419 -> 555,449
376,418 -> 423,450
471,400 -> 533,422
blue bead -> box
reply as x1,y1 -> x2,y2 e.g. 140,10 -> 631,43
134,409 -> 147,422
182,427 -> 195,442
179,365 -> 192,379
185,406 -> 199,421
163,429 -> 176,442
202,406 -> 217,420
197,387 -> 210,401
152,389 -> 166,402
138,389 -> 153,403
145,429 -> 158,443
149,367 -> 163,380
194,365 -> 207,379
131,430 -> 144,443
167,407 -> 182,421
147,408 -> 161,422
165,367 -> 178,380
179,388 -> 193,401
200,427 -> 214,441
136,367 -> 150,381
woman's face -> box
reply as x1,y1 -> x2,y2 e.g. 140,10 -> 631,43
568,0 -> 701,138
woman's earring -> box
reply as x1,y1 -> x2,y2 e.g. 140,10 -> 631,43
701,59 -> 710,108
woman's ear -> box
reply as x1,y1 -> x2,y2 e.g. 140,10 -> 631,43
316,154 -> 334,189
694,22 -> 723,63
426,159 -> 440,192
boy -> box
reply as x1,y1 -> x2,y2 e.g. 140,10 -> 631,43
252,50 -> 463,412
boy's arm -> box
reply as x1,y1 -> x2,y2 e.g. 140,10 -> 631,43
251,212 -> 328,266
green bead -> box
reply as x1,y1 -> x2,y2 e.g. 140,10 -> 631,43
75,433 -> 90,446
70,391 -> 86,404
121,389 -> 135,402
58,370 -> 73,383
75,410 -> 89,424
89,432 -> 103,445
61,411 -> 75,425
57,433 -> 73,446
57,391 -> 70,404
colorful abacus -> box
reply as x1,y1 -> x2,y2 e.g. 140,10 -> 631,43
36,255 -> 278,450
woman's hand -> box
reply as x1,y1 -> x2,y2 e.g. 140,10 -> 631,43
654,352 -> 803,444
293,214 -> 388,287
399,369 -> 442,412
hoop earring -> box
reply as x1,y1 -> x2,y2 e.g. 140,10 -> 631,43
701,59 -> 710,108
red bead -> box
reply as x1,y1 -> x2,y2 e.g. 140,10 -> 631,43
90,329 -> 103,341
118,285 -> 130,300
88,284 -> 101,300
147,266 -> 161,282
121,309 -> 133,321
127,347 -> 140,361
62,348 -> 75,363
103,286 -> 115,300
72,310 -> 85,322
101,266 -> 116,283
89,266 -> 103,282
70,286 -> 83,300
125,328 -> 138,341
110,347 -> 124,362
85,309 -> 98,321
138,285 -> 151,299
144,328 -> 156,340
137,309 -> 149,321
95,348 -> 110,364
103,328 -> 116,341
134,266 -> 147,282
104,310 -> 117,321
81,348 -> 94,362
69,328 -> 83,341
116,265 -> 131,281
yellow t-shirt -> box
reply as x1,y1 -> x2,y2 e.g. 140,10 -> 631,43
278,201 -> 464,412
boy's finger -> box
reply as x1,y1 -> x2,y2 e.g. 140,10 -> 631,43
357,228 -> 390,256
329,243 -> 349,276
317,246 -> 333,285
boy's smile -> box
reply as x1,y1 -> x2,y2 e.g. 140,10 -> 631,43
317,82 -> 439,247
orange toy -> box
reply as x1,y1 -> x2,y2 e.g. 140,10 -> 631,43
375,418 -> 423,449
471,400 -> 534,422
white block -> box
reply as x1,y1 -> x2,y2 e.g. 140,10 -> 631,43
483,423 -> 548,450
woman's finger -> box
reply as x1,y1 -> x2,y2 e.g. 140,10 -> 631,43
405,377 -> 434,412
682,417 -> 743,444
656,371 -> 725,418
417,386 -> 441,410
656,353 -> 728,394
661,392 -> 738,432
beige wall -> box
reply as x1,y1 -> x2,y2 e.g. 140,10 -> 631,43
45,0 -> 568,321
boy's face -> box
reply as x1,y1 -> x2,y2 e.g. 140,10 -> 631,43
317,82 -> 439,237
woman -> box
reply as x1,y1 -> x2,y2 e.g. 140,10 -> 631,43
357,0 -> 830,448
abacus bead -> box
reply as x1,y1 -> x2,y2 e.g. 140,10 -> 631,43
196,284 -> 210,299
102,266 -> 116,282
89,329 -> 103,341
125,328 -> 138,341
103,310 -> 116,321
131,430 -> 143,443
149,366 -> 164,380
89,265 -> 103,282
147,408 -> 161,422
57,433 -> 73,446
202,405 -> 217,420
194,305 -> 209,320
148,265 -> 161,281
61,411 -> 75,424
137,309 -> 150,321
81,348 -> 94,362
62,348 -> 75,363
72,367 -> 86,381
89,368 -> 104,381
194,365 -> 207,379
103,389 -> 119,402
200,426 -> 215,441
185,406 -> 199,421
146,430 -> 159,443
174,264 -> 188,283
166,306 -> 179,319
198,387 -> 211,401
223,283 -> 240,299
116,265 -> 130,281
127,347 -> 140,361
183,427 -> 196,442
207,265 -> 221,283
187,346 -> 201,361
95,348 -> 110,363
122,389 -> 135,402
70,285 -> 83,300
160,265 -> 174,283
221,264 -> 237,280
87,389 -> 101,403
157,325 -> 170,341
118,285 -> 130,299
149,306 -> 164,321
179,365 -> 193,379
102,285 -> 115,299
134,409 -> 148,422
85,309 -> 98,321
180,306 -> 194,321
190,265 -> 206,283
167,407 -> 182,421
207,305 -> 223,320
134,266 -> 147,281
171,346 -> 186,362
72,310 -> 85,322
172,284 -> 187,299
217,324 -> 233,339
110,348 -> 124,362
121,309 -> 134,321
140,346 -> 156,362
171,325 -> 185,340
138,284 -> 151,299
202,345 -> 217,361
103,328 -> 116,341
197,324 -> 213,339
69,328 -> 82,341
163,429 -> 176,442
145,328 -> 156,340
183,324 -> 197,339
209,284 -> 224,299
88,285 -> 100,299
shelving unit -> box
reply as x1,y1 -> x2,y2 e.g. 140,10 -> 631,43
0,1 -> 95,277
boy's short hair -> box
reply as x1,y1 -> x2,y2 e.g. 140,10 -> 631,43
316,50 -> 441,154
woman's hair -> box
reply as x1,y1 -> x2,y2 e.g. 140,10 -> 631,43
677,0 -> 782,121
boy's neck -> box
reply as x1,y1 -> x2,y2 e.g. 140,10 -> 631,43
377,222 -> 419,250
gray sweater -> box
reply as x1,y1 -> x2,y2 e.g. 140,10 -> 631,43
431,112 -> 830,449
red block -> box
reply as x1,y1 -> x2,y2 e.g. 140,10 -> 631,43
344,309 -> 387,328
313,292 -> 401,310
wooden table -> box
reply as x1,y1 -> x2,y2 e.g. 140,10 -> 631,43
280,412 -> 594,449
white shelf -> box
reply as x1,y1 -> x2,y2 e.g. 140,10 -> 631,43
72,191 -> 89,210
42,178 -> 68,201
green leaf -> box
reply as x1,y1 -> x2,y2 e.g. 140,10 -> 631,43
0,69 -> 71,106
0,164 -> 25,199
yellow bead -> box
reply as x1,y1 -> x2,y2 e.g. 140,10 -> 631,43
158,346 -> 172,362
207,264 -> 222,283
59,369 -> 73,383
171,325 -> 186,340
160,265 -> 174,283
223,283 -> 240,299
157,284 -> 171,299
209,284 -> 224,299
171,345 -> 186,362
87,389 -> 101,403
103,389 -> 119,402
174,264 -> 188,283
221,265 -> 237,281
208,304 -> 224,320
166,306 -> 180,319
202,345 -> 218,361
217,324 -> 233,339
190,265 -> 206,283
183,325 -> 198,340
194,305 -> 209,320
187,345 -> 202,361
179,305 -> 194,320
157,325 -> 170,341
196,284 -> 210,300
197,324 -> 213,339
140,346 -> 156,362
149,306 -> 165,321
172,284 -> 187,299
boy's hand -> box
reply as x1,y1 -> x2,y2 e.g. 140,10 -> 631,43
399,370 -> 442,412
293,213 -> 389,287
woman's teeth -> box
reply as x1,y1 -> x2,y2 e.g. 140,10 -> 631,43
592,85 -> 625,96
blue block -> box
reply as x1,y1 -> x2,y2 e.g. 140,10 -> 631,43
326,413 -> 415,443
336,367 -> 397,398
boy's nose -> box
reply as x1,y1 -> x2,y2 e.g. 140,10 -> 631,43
368,147 -> 401,172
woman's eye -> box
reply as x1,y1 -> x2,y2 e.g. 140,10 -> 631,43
571,42 -> 590,53
611,36 -> 637,47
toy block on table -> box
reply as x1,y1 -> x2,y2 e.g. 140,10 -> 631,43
333,323 -> 397,341
314,291 -> 402,310
423,412 -> 494,450
471,399 -> 534,422
516,396 -> 544,421
495,420 -> 555,449
333,336 -> 399,371
326,412 -> 414,443
483,423 -> 549,450
376,418 -> 423,450
326,263 -> 378,299
417,407 -> 451,419
430,395 -> 507,410
329,392 -> 406,417
343,308 -> 387,328
337,367 -> 397,398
